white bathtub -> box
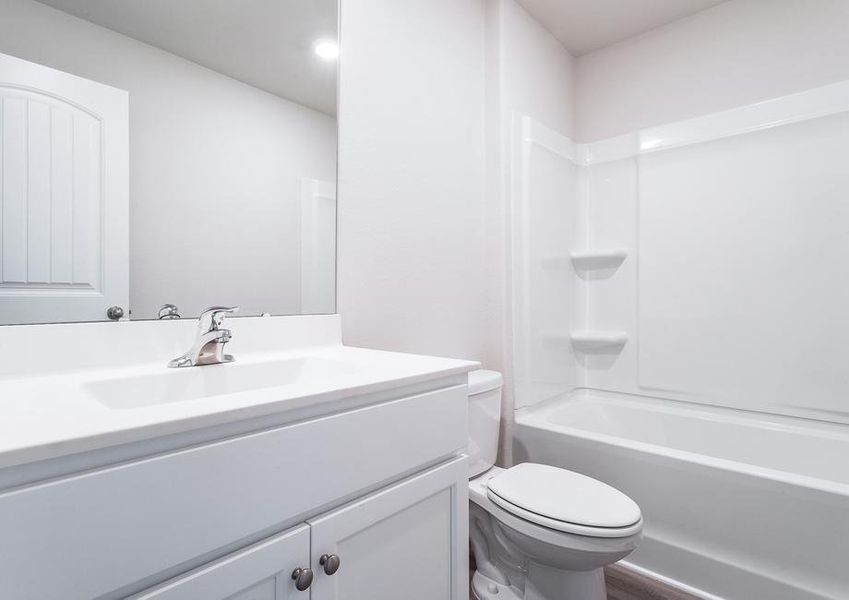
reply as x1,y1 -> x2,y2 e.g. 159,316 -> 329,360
512,391 -> 849,600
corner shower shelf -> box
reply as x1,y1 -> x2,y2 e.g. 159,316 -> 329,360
569,330 -> 629,352
569,248 -> 628,271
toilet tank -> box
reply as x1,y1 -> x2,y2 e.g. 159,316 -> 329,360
467,370 -> 503,479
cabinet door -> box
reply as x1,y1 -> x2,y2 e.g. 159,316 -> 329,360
308,457 -> 468,600
130,525 -> 311,600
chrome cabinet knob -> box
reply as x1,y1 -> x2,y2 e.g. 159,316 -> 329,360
320,554 -> 341,575
291,567 -> 314,591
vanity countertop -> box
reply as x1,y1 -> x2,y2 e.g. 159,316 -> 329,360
0,344 -> 478,470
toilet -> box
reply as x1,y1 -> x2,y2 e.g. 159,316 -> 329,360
467,370 -> 642,600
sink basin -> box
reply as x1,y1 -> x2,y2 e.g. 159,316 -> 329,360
85,357 -> 354,409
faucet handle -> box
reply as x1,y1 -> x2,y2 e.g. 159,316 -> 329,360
198,306 -> 240,332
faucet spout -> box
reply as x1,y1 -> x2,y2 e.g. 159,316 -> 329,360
168,306 -> 239,368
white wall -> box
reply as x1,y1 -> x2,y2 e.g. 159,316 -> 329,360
337,0 -> 488,360
576,0 -> 849,141
495,0 -> 576,138
337,0 -> 576,462
0,0 -> 337,320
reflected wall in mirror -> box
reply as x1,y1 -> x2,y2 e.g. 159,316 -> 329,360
0,0 -> 338,325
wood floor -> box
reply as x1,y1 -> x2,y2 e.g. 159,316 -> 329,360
469,564 -> 705,600
605,565 -> 704,600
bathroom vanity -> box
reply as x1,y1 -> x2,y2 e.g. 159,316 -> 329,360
0,316 -> 476,600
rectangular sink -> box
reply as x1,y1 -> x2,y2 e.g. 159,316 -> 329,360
85,357 -> 355,409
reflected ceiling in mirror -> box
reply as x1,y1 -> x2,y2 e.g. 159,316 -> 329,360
0,0 -> 338,325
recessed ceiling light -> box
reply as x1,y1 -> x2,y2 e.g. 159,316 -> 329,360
314,39 -> 339,61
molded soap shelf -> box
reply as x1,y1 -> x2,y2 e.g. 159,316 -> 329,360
570,249 -> 628,270
569,330 -> 629,352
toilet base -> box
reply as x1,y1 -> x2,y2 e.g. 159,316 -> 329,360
524,562 -> 606,600
471,567 -> 606,600
471,570 -> 522,600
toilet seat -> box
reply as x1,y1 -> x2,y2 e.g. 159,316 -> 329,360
486,463 -> 642,538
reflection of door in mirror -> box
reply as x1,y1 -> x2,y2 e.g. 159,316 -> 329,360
300,179 -> 337,315
0,53 -> 129,325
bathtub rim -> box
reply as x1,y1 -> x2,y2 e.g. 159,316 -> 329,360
514,390 -> 849,498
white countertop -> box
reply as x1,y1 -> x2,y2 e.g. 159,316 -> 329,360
0,344 -> 478,470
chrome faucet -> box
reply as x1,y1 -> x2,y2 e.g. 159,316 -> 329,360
168,306 -> 239,368
158,303 -> 181,320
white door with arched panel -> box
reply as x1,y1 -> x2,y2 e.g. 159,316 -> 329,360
0,52 -> 128,324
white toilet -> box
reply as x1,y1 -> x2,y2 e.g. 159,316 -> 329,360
467,370 -> 643,600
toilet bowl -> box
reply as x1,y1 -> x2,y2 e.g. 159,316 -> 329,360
467,370 -> 642,600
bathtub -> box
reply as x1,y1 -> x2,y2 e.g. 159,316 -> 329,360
512,391 -> 849,600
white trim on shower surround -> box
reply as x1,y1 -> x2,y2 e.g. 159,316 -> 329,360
511,114 -> 581,410
595,78 -> 849,162
522,118 -> 579,162
527,79 -> 849,165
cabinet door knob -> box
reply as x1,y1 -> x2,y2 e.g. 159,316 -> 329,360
320,553 -> 341,575
291,567 -> 314,591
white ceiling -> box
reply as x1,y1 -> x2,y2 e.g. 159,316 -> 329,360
36,0 -> 338,116
515,0 -> 729,56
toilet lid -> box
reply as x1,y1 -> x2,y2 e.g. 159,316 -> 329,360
487,463 -> 641,531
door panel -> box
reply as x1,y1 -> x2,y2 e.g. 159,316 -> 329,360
0,51 -> 128,324
308,457 -> 468,600
130,525 -> 311,600
299,178 -> 336,314
226,578 -> 276,600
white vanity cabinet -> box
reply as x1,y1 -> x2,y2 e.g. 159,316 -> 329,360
307,457 -> 468,600
131,458 -> 468,600
130,525 -> 312,600
0,375 -> 471,600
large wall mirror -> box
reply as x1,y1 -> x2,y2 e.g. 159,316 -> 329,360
0,0 -> 338,325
